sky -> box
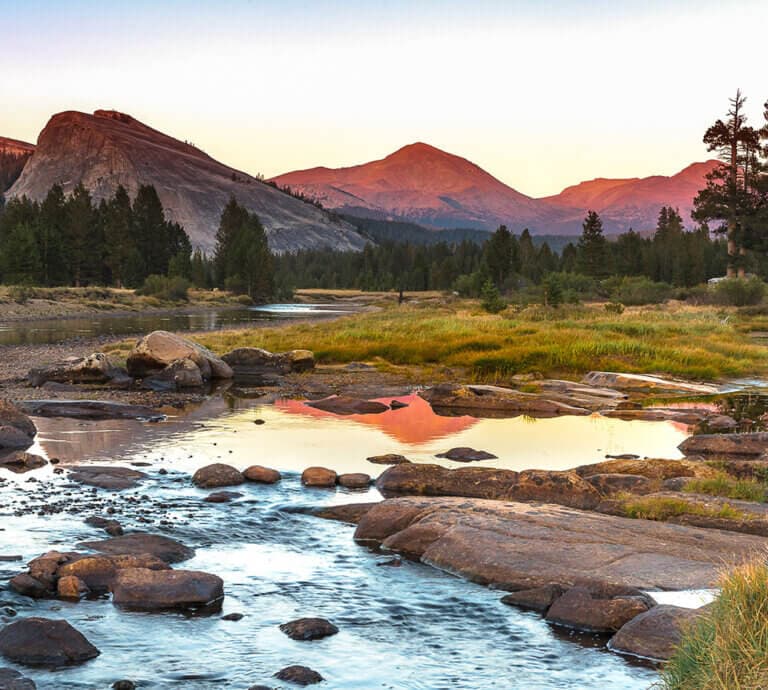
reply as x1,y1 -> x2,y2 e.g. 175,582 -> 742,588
1,0 -> 767,197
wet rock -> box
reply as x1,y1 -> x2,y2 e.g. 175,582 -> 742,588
204,491 -> 243,503
243,465 -> 281,484
582,371 -> 719,395
222,347 -> 315,378
126,330 -> 233,380
0,617 -> 100,667
17,400 -> 164,422
583,473 -> 656,496
9,575 -> 49,599
0,667 -> 36,690
112,682 -> 136,690
311,503 -> 377,524
390,400 -> 409,410
337,473 -> 371,489
84,516 -> 123,536
274,665 -> 324,686
111,568 -> 224,612
679,432 -> 768,457
305,396 -> 389,416
435,447 -> 497,462
27,353 -> 116,387
79,532 -> 194,564
0,556 -> 22,563
68,466 -> 147,491
56,576 -> 89,600
500,584 -> 565,613
544,586 -> 652,633
221,613 -> 243,622
58,554 -> 169,593
192,463 -> 245,488
420,383 -> 590,418
147,358 -> 204,390
279,617 -> 339,641
301,467 -> 337,488
0,401 -> 36,451
367,454 -> 411,465
608,604 -> 703,661
0,452 -> 46,474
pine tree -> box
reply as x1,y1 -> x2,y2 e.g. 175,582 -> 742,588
577,211 -> 609,278
485,225 -> 513,286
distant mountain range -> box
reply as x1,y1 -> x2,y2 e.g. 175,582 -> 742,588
0,136 -> 34,158
272,144 -> 719,236
6,111 -> 366,253
0,136 -> 35,193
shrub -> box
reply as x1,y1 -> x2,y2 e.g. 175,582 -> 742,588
713,277 -> 766,307
541,273 -> 564,307
607,276 -> 673,305
137,275 -> 190,301
7,285 -> 31,304
604,302 -> 625,314
480,280 -> 506,313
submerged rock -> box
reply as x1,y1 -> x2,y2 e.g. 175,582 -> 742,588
274,665 -> 324,686
111,568 -> 224,612
608,604 -> 703,661
126,330 -> 232,380
367,454 -> 411,465
301,467 -> 337,487
435,447 -> 497,462
27,353 -> 117,387
68,466 -> 147,491
0,667 -> 36,690
311,503 -> 377,524
544,585 -> 652,633
204,490 -> 243,503
17,400 -> 164,421
305,396 -> 389,415
192,463 -> 245,488
279,617 -> 339,641
0,400 -> 36,451
0,617 -> 99,667
501,584 -> 565,613
78,533 -> 194,564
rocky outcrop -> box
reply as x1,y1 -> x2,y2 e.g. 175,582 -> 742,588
192,463 -> 245,488
573,457 -> 716,481
305,396 -> 389,415
111,568 -> 224,612
16,400 -> 164,421
419,384 -> 590,418
608,604 -> 703,661
0,618 -> 99,667
582,371 -> 719,395
27,353 -> 119,387
679,432 -> 768,457
126,331 -> 232,380
222,347 -> 315,381
354,496 -> 767,591
0,400 -> 36,451
78,533 -> 194,564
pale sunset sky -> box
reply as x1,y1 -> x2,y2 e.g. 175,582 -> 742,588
1,0 -> 766,196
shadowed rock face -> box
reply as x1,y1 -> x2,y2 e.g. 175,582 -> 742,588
8,110 -> 367,253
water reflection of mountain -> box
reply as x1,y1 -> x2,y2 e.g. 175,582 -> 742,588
275,394 -> 477,445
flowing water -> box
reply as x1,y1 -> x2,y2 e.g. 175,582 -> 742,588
0,392 -> 703,689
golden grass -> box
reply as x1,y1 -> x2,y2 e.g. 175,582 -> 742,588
621,495 -> 752,522
684,473 -> 768,503
193,301 -> 768,382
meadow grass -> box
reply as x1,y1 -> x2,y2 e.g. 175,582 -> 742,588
659,560 -> 768,690
684,473 -> 768,503
193,301 -> 768,382
621,496 -> 751,522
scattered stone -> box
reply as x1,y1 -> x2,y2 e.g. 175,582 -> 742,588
68,466 -> 147,491
0,400 -> 37,451
126,330 -> 233,380
192,463 -> 245,488
0,667 -> 36,690
435,447 -> 497,462
582,371 -> 719,395
204,491 -> 243,503
679,432 -> 768,457
337,473 -> 371,489
0,617 -> 99,667
78,533 -> 194,564
17,400 -> 164,422
243,465 -> 281,484
367,454 -> 411,465
84,516 -> 123,536
305,396 -> 389,416
279,617 -> 339,641
221,613 -> 243,622
27,353 -> 116,387
390,400 -> 409,410
544,586 -> 652,633
111,568 -> 224,612
301,467 -> 337,488
274,665 -> 324,686
608,604 -> 704,661
0,452 -> 46,474
501,584 -> 565,614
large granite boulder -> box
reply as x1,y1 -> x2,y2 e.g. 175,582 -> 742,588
146,358 -> 204,390
0,618 -> 99,667
192,463 -> 245,488
608,604 -> 703,661
27,353 -> 117,387
679,432 -> 768,457
111,568 -> 224,611
0,400 -> 36,451
126,331 -> 232,380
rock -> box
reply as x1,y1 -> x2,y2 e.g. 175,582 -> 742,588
367,454 -> 411,465
112,682 -> 136,690
222,347 -> 315,378
608,604 -> 703,661
390,400 -> 409,410
84,516 -> 123,536
544,586 -> 652,633
221,613 -> 243,622
0,401 -> 36,451
57,554 -> 169,593
305,396 -> 389,415
16,400 -> 164,421
601,407 -> 713,424
573,458 -> 714,481
9,574 -> 49,599
419,384 -> 590,418
0,668 -> 36,690
584,473 -> 657,496
435,447 -> 497,462
279,617 -> 339,641
126,331 -> 233,380
501,584 -> 565,613
27,353 -> 116,387
68,466 -> 147,491
204,491 -> 243,503
679,432 -> 768,457
56,576 -> 89,600
0,452 -> 46,474
375,463 -> 602,511
243,465 -> 281,484
192,463 -> 245,488
337,473 -> 371,489
354,496 -> 767,591
274,666 -> 324,686
301,467 -> 337,487
111,568 -> 224,612
0,617 -> 99,667
706,414 -> 738,431
582,371 -> 719,395
148,358 -> 204,389
311,503 -> 377,524
709,459 -> 768,480
78,532 -> 194,564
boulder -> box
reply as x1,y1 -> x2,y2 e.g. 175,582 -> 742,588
435,447 -> 497,462
581,371 -> 719,395
222,347 -> 315,377
192,463 -> 245,488
679,432 -> 768,457
243,465 -> 281,484
111,568 -> 224,611
274,666 -> 324,686
301,467 -> 337,487
204,491 -> 243,503
311,503 -> 377,524
305,396 -> 389,415
584,473 -> 657,496
126,331 -> 233,380
501,584 -> 565,613
544,586 -> 652,633
147,358 -> 204,389
608,604 -> 703,661
279,617 -> 339,641
0,618 -> 99,667
78,533 -> 194,564
0,401 -> 36,451
16,400 -> 164,422
84,516 -> 124,536
367,454 -> 411,465
57,554 -> 169,593
0,452 -> 46,474
337,473 -> 371,489
27,353 -> 116,387
56,576 -> 89,600
68,466 -> 147,491
0,668 -> 36,690
9,574 -> 49,599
